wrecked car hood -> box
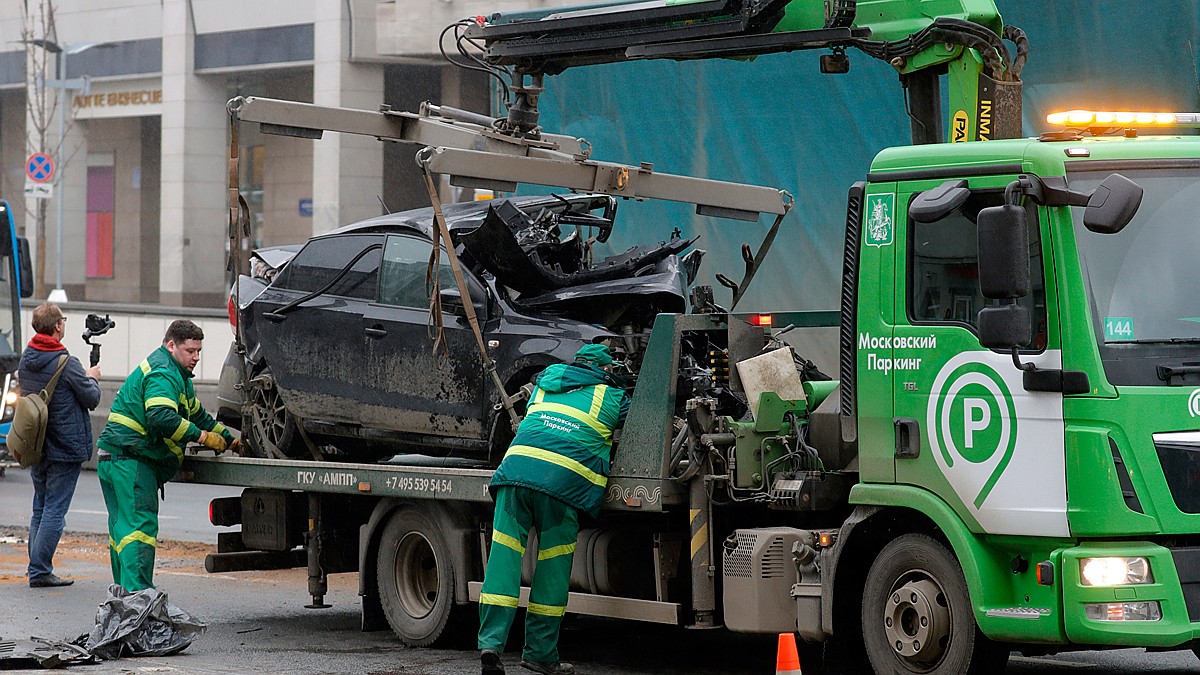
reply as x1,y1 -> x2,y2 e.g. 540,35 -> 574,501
516,255 -> 687,314
458,197 -> 695,298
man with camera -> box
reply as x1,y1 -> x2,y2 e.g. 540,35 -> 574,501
97,319 -> 235,591
20,302 -> 101,588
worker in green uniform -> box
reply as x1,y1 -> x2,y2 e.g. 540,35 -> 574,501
478,344 -> 629,675
96,319 -> 235,591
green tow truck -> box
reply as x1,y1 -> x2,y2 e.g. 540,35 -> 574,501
180,1 -> 1200,672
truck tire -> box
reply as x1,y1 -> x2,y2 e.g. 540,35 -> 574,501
861,533 -> 1008,674
245,369 -> 302,459
376,508 -> 467,647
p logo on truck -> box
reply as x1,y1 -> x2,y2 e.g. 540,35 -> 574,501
927,358 -> 1017,510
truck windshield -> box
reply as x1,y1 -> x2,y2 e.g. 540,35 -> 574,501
1068,164 -> 1200,385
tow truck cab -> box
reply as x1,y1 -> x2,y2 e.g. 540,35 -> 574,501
848,128 -> 1200,647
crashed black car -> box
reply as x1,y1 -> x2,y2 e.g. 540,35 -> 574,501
219,193 -> 702,462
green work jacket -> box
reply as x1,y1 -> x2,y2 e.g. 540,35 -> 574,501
490,362 -> 629,517
97,345 -> 231,486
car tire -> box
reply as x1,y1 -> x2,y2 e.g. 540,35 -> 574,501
861,533 -> 1008,675
245,369 -> 303,459
376,508 -> 469,647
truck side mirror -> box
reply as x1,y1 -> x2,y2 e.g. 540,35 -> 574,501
977,204 -> 1030,300
908,180 -> 970,223
1083,173 -> 1143,234
978,304 -> 1031,349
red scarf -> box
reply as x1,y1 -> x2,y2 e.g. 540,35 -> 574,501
29,333 -> 65,352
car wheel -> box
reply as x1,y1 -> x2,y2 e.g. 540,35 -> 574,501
246,370 -> 303,459
376,508 -> 468,647
862,533 -> 1008,674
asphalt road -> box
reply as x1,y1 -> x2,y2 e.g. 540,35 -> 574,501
2,466 -> 1200,673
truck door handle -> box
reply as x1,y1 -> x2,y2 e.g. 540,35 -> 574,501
894,418 -> 920,459
364,326 -> 388,338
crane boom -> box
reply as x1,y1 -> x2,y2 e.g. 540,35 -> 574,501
462,0 -> 1027,144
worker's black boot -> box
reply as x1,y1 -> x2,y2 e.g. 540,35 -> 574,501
519,660 -> 574,674
482,649 -> 505,674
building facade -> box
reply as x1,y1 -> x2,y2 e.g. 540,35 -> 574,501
0,0 -> 580,308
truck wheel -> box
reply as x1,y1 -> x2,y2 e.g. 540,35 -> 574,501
861,533 -> 1008,674
246,370 -> 301,459
376,509 -> 467,647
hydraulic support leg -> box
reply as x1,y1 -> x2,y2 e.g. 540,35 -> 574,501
306,493 -> 330,609
688,473 -> 719,628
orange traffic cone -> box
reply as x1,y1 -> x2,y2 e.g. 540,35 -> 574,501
775,632 -> 802,674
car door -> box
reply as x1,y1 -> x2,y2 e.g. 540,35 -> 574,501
254,233 -> 382,424
360,234 -> 487,439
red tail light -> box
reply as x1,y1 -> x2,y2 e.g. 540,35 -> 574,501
749,314 -> 773,327
227,295 -> 237,334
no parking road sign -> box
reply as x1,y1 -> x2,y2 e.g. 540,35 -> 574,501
26,153 -> 55,183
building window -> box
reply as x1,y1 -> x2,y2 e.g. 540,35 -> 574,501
86,153 -> 116,278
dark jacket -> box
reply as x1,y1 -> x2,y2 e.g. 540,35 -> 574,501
19,345 -> 102,464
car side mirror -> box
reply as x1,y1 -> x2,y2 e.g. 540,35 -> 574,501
440,287 -> 487,319
977,204 -> 1030,300
908,180 -> 971,223
1083,173 -> 1143,234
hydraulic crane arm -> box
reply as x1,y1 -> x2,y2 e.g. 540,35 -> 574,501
460,0 -> 1028,144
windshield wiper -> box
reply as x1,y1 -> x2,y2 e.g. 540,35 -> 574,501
1157,361 -> 1200,384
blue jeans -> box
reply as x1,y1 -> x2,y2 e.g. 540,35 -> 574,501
28,460 -> 83,580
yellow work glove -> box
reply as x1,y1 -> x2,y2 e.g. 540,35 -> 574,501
200,430 -> 228,453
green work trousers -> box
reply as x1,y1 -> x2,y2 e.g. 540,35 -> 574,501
97,457 -> 160,591
478,486 -> 580,664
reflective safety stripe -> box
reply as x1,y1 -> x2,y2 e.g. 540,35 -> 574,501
164,438 -> 183,462
112,530 -> 157,553
188,398 -> 200,415
479,593 -> 520,608
212,422 -> 226,436
146,396 -> 178,411
527,602 -> 566,617
170,419 -> 191,442
532,388 -> 545,404
139,360 -> 151,375
108,412 -> 146,435
492,529 -> 526,554
505,446 -> 606,487
537,542 -> 576,561
589,384 -> 608,418
527,402 -> 610,440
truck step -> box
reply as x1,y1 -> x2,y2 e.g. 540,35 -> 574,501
983,607 -> 1052,620
467,581 -> 680,625
205,549 -> 307,573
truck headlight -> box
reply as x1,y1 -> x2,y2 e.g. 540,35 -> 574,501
1080,557 -> 1153,586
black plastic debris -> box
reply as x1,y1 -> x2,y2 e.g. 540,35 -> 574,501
84,584 -> 206,659
0,636 -> 96,669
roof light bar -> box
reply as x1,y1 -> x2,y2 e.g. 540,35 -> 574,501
1046,110 -> 1200,128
